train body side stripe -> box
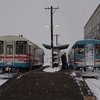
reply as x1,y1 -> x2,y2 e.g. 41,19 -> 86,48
0,56 -> 28,58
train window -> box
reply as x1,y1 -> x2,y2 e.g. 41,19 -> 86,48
16,41 -> 27,54
6,45 -> 13,54
96,44 -> 100,55
0,44 -> 3,54
75,44 -> 84,55
16,44 -> 26,54
0,41 -> 3,54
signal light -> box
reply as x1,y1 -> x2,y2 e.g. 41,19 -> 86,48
96,44 -> 100,48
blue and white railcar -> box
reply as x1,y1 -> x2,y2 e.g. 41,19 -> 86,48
0,35 -> 44,72
68,39 -> 100,70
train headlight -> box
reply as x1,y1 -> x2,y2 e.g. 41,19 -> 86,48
5,61 -> 13,66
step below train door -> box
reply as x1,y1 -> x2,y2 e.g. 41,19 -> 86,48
85,43 -> 94,67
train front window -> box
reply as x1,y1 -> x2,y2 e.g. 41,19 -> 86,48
0,44 -> 3,54
75,44 -> 84,55
6,45 -> 13,54
96,44 -> 100,55
16,41 -> 27,54
0,41 -> 3,54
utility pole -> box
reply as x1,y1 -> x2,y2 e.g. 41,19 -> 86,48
45,6 -> 59,68
54,34 -> 60,45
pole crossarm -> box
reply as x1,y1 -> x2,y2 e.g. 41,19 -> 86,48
45,7 -> 59,14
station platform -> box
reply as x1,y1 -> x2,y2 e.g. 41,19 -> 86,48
0,68 -> 96,100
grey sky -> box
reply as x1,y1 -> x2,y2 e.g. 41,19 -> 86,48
0,0 -> 100,58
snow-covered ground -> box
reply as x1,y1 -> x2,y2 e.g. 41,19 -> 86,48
71,70 -> 100,100
0,64 -> 100,100
85,78 -> 100,100
0,79 -> 8,86
0,73 -> 14,86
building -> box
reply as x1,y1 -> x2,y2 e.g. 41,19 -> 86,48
84,4 -> 100,39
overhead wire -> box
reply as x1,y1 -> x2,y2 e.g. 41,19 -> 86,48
42,0 -> 60,35
55,0 -> 61,45
42,0 -> 50,26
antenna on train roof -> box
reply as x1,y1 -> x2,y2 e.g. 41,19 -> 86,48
18,35 -> 23,37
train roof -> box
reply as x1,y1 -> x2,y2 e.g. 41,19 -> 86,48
75,39 -> 100,44
69,39 -> 100,50
0,35 -> 27,41
0,35 -> 42,49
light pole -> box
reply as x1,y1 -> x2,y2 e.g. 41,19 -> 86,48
45,24 -> 59,68
45,6 -> 59,68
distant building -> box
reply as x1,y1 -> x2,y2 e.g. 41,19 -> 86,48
84,4 -> 100,39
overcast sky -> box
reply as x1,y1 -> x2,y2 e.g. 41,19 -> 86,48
0,0 -> 100,58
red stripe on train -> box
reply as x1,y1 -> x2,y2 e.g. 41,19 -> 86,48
0,56 -> 28,58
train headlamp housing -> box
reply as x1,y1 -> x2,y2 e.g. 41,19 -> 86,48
5,61 -> 13,66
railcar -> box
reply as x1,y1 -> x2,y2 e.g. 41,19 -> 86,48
0,35 -> 44,72
68,39 -> 100,70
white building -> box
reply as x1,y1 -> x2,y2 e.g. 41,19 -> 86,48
84,4 -> 100,39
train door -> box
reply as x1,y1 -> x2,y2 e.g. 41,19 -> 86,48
28,45 -> 34,69
95,44 -> 100,68
85,43 -> 94,67
4,41 -> 15,68
29,45 -> 31,67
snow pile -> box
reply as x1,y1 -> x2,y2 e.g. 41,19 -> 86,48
70,71 -> 83,82
0,73 -> 15,86
43,62 -> 51,67
70,71 -> 76,77
0,79 -> 8,86
43,66 -> 61,73
17,75 -> 22,79
82,71 -> 100,77
43,62 -> 61,72
0,73 -> 13,79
